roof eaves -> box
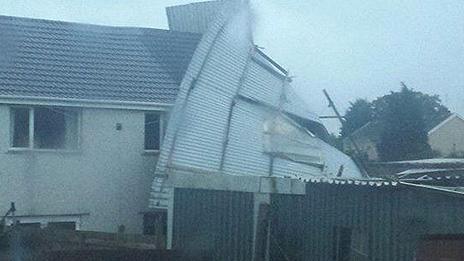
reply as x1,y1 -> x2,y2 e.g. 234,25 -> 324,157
0,95 -> 174,110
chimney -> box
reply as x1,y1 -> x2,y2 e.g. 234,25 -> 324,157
166,1 -> 225,34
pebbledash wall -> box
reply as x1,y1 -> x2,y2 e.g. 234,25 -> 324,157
0,104 -> 162,234
171,182 -> 464,261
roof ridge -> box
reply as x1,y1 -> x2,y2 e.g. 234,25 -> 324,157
0,14 -> 200,36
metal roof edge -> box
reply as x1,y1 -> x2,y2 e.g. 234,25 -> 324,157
166,169 -> 306,195
399,181 -> 464,198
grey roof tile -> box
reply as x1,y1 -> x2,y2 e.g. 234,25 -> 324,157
0,15 -> 202,104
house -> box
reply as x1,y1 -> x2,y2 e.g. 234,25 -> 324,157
0,0 -> 361,239
0,14 -> 201,233
428,113 -> 464,157
344,113 -> 464,161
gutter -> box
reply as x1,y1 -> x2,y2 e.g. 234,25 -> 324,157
399,181 -> 464,198
0,95 -> 173,111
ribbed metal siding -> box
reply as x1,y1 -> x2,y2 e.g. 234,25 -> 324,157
223,99 -> 271,176
150,1 -> 250,208
270,184 -> 464,261
151,0 -> 363,208
169,13 -> 251,171
272,158 -> 321,178
239,60 -> 282,106
173,188 -> 254,261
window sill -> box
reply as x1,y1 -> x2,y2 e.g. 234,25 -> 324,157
7,148 -> 82,155
142,150 -> 160,156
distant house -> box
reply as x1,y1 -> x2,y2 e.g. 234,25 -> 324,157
343,121 -> 382,161
428,114 -> 464,157
344,113 -> 464,161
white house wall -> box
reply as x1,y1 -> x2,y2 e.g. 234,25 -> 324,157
0,105 -> 158,233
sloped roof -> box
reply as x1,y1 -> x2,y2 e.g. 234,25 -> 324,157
0,15 -> 202,104
428,113 -> 464,135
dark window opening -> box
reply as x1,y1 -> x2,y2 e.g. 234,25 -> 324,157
47,222 -> 76,231
34,107 -> 78,149
10,106 -> 79,150
144,113 -> 161,150
12,108 -> 30,148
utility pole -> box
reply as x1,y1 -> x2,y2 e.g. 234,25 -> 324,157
322,89 -> 369,177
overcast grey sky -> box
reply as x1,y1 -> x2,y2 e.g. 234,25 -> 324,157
2,0 -> 463,133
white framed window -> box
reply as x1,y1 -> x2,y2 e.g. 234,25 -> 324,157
10,106 -> 80,151
144,113 -> 163,152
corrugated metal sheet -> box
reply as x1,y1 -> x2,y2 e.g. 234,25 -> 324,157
222,99 -> 272,176
172,188 -> 254,261
166,1 -> 225,34
167,8 -> 250,171
272,158 -> 322,179
270,183 -> 464,261
239,60 -> 283,106
150,1 -> 248,208
150,0 -> 363,208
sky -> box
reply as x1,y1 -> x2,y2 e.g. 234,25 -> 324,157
1,0 -> 463,133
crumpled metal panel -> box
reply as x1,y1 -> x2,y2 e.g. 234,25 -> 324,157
263,115 -> 322,164
272,158 -> 322,179
318,139 -> 362,178
167,1 -> 226,34
149,1 -> 362,208
166,9 -> 251,171
150,1 -> 252,208
283,86 -> 321,123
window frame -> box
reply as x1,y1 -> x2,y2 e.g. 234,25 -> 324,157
9,105 -> 82,152
4,214 -> 83,230
144,112 -> 164,153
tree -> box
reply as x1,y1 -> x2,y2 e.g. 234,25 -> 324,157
341,83 -> 450,161
376,86 -> 433,161
372,83 -> 450,131
340,99 -> 373,137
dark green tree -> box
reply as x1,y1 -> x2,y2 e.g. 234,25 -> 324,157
340,99 -> 373,137
376,86 -> 433,161
372,84 -> 450,131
